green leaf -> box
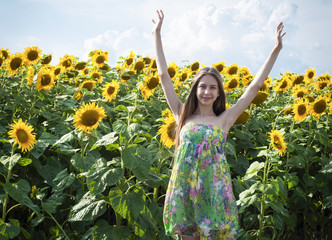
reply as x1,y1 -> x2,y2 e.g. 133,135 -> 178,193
114,105 -> 129,112
0,153 -> 21,170
93,220 -> 130,240
244,161 -> 264,180
17,157 -> 32,167
121,147 -> 137,170
283,173 -> 299,189
31,132 -> 57,159
71,153 -> 96,172
69,191 -> 106,222
0,218 -> 20,239
3,179 -> 40,214
128,123 -> 140,137
52,169 -> 75,192
288,155 -> 305,169
87,158 -> 123,195
108,188 -> 129,220
42,199 -> 61,214
91,132 -> 118,150
52,131 -> 75,146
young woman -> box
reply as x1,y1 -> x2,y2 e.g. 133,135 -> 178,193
152,10 -> 285,240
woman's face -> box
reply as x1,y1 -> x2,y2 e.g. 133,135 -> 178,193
196,75 -> 220,106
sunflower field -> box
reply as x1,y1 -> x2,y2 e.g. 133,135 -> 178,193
0,46 -> 331,240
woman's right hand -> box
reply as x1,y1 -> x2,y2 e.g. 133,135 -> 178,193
152,10 -> 164,34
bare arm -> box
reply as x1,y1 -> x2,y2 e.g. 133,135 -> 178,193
223,22 -> 286,131
152,10 -> 183,121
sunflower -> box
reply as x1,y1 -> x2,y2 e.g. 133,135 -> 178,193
309,96 -> 328,118
292,86 -> 308,99
150,59 -> 157,70
237,66 -> 251,78
132,58 -> 145,73
316,79 -> 330,91
8,119 -> 37,153
269,130 -> 287,156
292,99 -> 309,122
224,64 -> 238,75
90,68 -> 103,83
259,76 -> 271,91
36,67 -> 55,91
24,46 -> 42,65
158,114 -> 177,148
234,110 -> 250,124
100,63 -> 111,71
143,56 -> 152,65
329,101 -> 332,115
75,80 -> 96,100
190,61 -> 200,72
140,74 -> 160,99
6,53 -> 24,76
167,62 -> 179,80
251,91 -> 269,105
242,74 -> 254,86
274,76 -> 291,93
317,73 -> 331,82
304,67 -> 316,84
174,67 -> 191,87
1,48 -> 10,59
91,50 -> 109,68
27,66 -> 35,85
123,50 -> 135,69
59,54 -> 77,70
212,61 -> 226,73
224,76 -> 240,92
292,74 -> 305,85
73,102 -> 106,132
283,106 -> 293,115
0,53 -> 4,68
161,108 -> 172,118
81,67 -> 90,75
102,81 -> 120,102
75,61 -> 87,70
40,54 -> 52,64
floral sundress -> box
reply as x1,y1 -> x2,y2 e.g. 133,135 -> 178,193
163,123 -> 239,239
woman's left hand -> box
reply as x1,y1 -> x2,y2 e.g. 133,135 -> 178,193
276,22 -> 286,49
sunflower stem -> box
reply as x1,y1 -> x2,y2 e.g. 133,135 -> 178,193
2,144 -> 15,221
45,210 -> 70,240
285,119 -> 295,174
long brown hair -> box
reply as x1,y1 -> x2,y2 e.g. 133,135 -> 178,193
174,67 -> 226,153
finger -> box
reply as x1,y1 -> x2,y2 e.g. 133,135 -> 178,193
152,19 -> 156,24
160,9 -> 164,18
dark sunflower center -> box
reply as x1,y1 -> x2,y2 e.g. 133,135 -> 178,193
228,67 -> 238,75
318,82 -> 327,89
297,91 -> 304,98
0,58 -> 3,67
107,86 -> 115,95
2,50 -> 8,59
126,58 -> 133,66
191,62 -> 199,71
96,56 -> 105,64
228,79 -> 238,88
151,60 -> 157,69
41,75 -> 51,86
216,64 -> 223,72
135,62 -> 144,71
63,59 -> 72,68
10,57 -> 23,70
168,68 -> 176,78
147,77 -> 159,89
294,75 -> 304,85
75,62 -> 86,70
143,57 -> 151,64
17,129 -> 28,143
180,73 -> 188,82
297,105 -> 306,115
308,72 -> 314,79
42,55 -> 52,64
121,74 -> 131,80
27,50 -> 38,61
314,100 -> 326,113
81,110 -> 99,127
167,121 -> 176,140
280,80 -> 287,89
54,68 -> 61,75
92,73 -> 100,79
83,82 -> 93,91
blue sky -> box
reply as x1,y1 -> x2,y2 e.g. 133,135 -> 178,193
1,0 -> 331,79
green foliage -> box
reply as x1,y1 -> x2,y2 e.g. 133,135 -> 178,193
0,52 -> 331,240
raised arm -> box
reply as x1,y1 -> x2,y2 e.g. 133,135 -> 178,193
152,10 -> 183,122
223,22 -> 286,131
